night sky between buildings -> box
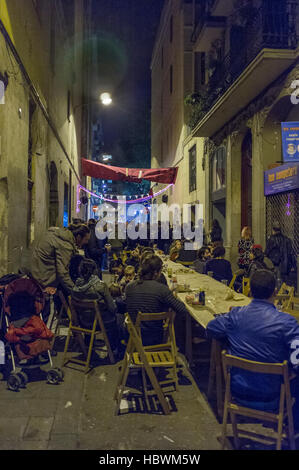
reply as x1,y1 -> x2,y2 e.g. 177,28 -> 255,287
91,0 -> 165,170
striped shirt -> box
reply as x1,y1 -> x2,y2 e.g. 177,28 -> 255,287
125,279 -> 189,324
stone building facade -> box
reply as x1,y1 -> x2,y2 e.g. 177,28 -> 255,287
151,0 -> 299,269
151,0 -> 206,226
0,0 -> 92,276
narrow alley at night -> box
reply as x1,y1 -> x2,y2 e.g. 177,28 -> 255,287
0,0 -> 299,458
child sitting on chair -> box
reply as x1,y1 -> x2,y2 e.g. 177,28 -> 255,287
109,283 -> 127,315
72,258 -> 120,356
5,291 -> 54,364
109,283 -> 128,348
119,265 -> 136,293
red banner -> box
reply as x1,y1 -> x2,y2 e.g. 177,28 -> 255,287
82,159 -> 178,185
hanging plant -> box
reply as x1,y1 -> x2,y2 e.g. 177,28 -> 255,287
184,91 -> 210,129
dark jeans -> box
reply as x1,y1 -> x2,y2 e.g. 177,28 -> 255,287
104,318 -> 120,352
80,315 -> 120,352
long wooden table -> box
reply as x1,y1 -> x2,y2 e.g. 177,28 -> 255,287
160,257 -> 251,417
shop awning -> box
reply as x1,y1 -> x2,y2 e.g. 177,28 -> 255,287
82,158 -> 178,185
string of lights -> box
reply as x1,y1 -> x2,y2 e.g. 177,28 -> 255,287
76,183 -> 174,212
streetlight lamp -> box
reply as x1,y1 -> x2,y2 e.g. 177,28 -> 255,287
100,92 -> 112,106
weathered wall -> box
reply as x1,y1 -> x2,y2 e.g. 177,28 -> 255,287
0,0 -> 85,275
151,0 -> 205,226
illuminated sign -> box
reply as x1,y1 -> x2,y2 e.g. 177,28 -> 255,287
281,122 -> 299,162
264,162 -> 299,196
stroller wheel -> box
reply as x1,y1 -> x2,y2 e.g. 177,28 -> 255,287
53,367 -> 64,381
7,373 -> 22,392
17,371 -> 28,388
47,369 -> 60,385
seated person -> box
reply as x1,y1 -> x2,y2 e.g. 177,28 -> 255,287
109,283 -> 127,346
125,247 -> 140,270
205,246 -> 233,284
206,270 -> 299,429
139,251 -> 168,286
192,246 -> 211,274
5,291 -> 54,364
125,255 -> 190,350
169,247 -> 180,262
168,239 -> 182,255
69,254 -> 85,283
109,283 -> 127,315
72,258 -> 119,355
109,258 -> 124,282
120,265 -> 136,292
246,244 -> 274,278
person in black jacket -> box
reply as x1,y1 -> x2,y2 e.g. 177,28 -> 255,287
205,246 -> 233,284
84,219 -> 104,279
247,244 -> 274,278
265,221 -> 296,284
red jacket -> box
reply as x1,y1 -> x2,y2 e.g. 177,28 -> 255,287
5,315 -> 54,343
5,316 -> 54,359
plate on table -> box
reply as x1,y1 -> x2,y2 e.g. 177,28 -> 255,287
233,295 -> 244,301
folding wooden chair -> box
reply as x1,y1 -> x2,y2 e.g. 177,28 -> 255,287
62,297 -> 115,374
275,283 -> 295,311
229,274 -> 237,291
47,290 -> 70,331
135,311 -> 179,399
46,289 -> 73,346
114,312 -> 178,415
242,277 -> 250,296
221,351 -> 296,450
54,291 -> 87,356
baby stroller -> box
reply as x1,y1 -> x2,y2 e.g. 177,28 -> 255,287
0,277 -> 63,391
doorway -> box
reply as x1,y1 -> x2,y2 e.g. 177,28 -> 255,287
241,131 -> 252,230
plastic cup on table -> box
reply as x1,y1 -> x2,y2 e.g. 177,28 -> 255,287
207,271 -> 213,277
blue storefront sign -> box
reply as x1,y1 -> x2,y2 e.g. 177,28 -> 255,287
281,122 -> 299,162
264,162 -> 299,196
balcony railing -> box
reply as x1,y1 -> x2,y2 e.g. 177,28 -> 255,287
189,1 -> 298,129
191,0 -> 220,43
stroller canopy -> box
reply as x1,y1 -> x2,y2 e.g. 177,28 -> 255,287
3,278 -> 45,316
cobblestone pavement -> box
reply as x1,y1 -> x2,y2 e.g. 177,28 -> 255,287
0,347 -> 224,451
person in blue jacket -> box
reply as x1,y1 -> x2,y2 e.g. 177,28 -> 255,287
206,269 -> 299,431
